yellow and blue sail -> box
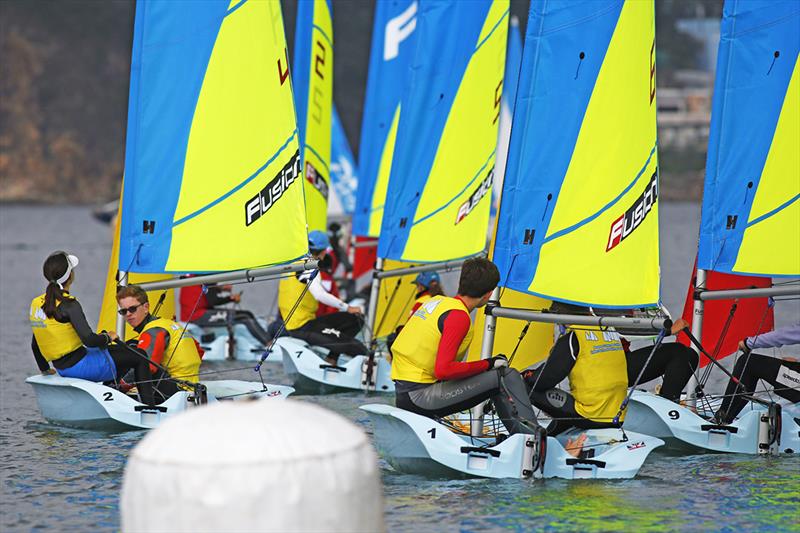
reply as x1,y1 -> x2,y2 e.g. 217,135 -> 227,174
378,0 -> 509,262
494,0 -> 660,308
697,0 -> 800,277
330,104 -> 357,216
119,0 -> 307,274
293,0 -> 334,231
354,0 -> 419,238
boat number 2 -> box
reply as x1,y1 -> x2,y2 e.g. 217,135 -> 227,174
103,392 -> 113,402
427,428 -> 436,439
668,410 -> 680,420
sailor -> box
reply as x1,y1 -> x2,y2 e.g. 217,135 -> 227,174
523,303 -> 698,435
180,280 -> 271,345
715,323 -> 800,424
29,251 -> 156,405
118,285 -> 202,401
390,257 -> 541,436
278,230 -> 367,364
408,271 -> 445,318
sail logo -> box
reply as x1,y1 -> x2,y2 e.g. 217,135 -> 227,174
306,162 -> 329,200
606,171 -> 658,252
455,170 -> 493,225
384,1 -> 417,61
244,150 -> 301,227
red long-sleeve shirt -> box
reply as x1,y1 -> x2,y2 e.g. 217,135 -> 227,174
433,298 -> 490,381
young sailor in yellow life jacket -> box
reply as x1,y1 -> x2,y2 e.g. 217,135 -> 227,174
407,271 -> 445,319
391,258 -> 542,436
277,230 -> 367,364
117,285 -> 202,401
523,302 -> 698,435
29,251 -> 156,405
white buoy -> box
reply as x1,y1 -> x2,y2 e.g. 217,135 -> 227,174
121,400 -> 385,532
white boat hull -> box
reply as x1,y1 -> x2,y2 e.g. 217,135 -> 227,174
184,323 -> 276,362
360,404 -> 663,479
625,390 -> 799,454
26,374 -> 293,431
274,336 -> 394,394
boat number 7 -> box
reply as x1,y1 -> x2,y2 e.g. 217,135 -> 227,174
668,410 -> 680,420
296,351 -> 303,359
427,428 -> 436,439
103,392 -> 113,402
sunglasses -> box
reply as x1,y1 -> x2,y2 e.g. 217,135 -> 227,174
118,303 -> 143,316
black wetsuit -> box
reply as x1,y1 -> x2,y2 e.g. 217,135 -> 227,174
395,367 -> 541,436
717,353 -> 800,423
31,298 -> 156,404
192,286 -> 271,345
524,332 -> 698,435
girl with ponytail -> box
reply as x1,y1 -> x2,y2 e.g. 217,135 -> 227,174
29,251 -> 157,405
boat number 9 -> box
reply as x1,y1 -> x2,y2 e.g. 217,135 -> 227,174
668,410 -> 680,420
427,428 -> 436,439
103,392 -> 113,402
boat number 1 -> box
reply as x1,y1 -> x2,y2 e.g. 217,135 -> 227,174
103,392 -> 113,402
427,428 -> 436,439
668,410 -> 680,420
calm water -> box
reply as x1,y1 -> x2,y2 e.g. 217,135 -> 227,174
1,204 -> 798,532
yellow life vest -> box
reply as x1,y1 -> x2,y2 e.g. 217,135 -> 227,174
278,273 -> 318,330
407,292 -> 432,321
567,327 -> 628,422
391,296 -> 474,383
142,317 -> 201,389
29,293 -> 83,362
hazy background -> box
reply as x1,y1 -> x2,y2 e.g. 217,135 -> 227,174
0,0 -> 722,203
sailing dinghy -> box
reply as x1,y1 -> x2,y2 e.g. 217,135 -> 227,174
27,0 -> 313,429
363,0 -> 669,479
274,0 -> 423,394
625,0 -> 800,454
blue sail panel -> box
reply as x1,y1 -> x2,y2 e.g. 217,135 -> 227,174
378,0 -> 509,262
494,0 -> 661,308
354,0 -> 419,237
697,0 -> 800,277
330,104 -> 357,216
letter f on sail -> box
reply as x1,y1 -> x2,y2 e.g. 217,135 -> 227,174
384,1 -> 417,61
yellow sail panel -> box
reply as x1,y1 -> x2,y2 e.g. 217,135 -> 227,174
467,288 -> 553,370
735,55 -> 800,275
529,0 -> 660,306
398,0 -> 508,262
368,105 -> 401,237
372,259 -> 419,338
301,0 -> 334,232
166,0 -> 307,272
98,195 -> 175,337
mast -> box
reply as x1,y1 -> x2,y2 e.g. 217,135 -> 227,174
685,268 -> 706,407
116,270 -> 128,342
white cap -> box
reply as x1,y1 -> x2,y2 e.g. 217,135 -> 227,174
56,253 -> 79,288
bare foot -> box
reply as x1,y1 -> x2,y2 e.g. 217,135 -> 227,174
565,432 -> 588,457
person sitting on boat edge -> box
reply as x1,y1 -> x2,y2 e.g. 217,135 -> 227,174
714,323 -> 800,424
180,279 -> 272,345
523,303 -> 698,435
390,257 -> 541,436
118,285 -> 203,401
277,230 -> 366,365
29,251 -> 157,405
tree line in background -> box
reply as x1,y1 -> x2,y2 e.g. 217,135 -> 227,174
0,0 -> 721,204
